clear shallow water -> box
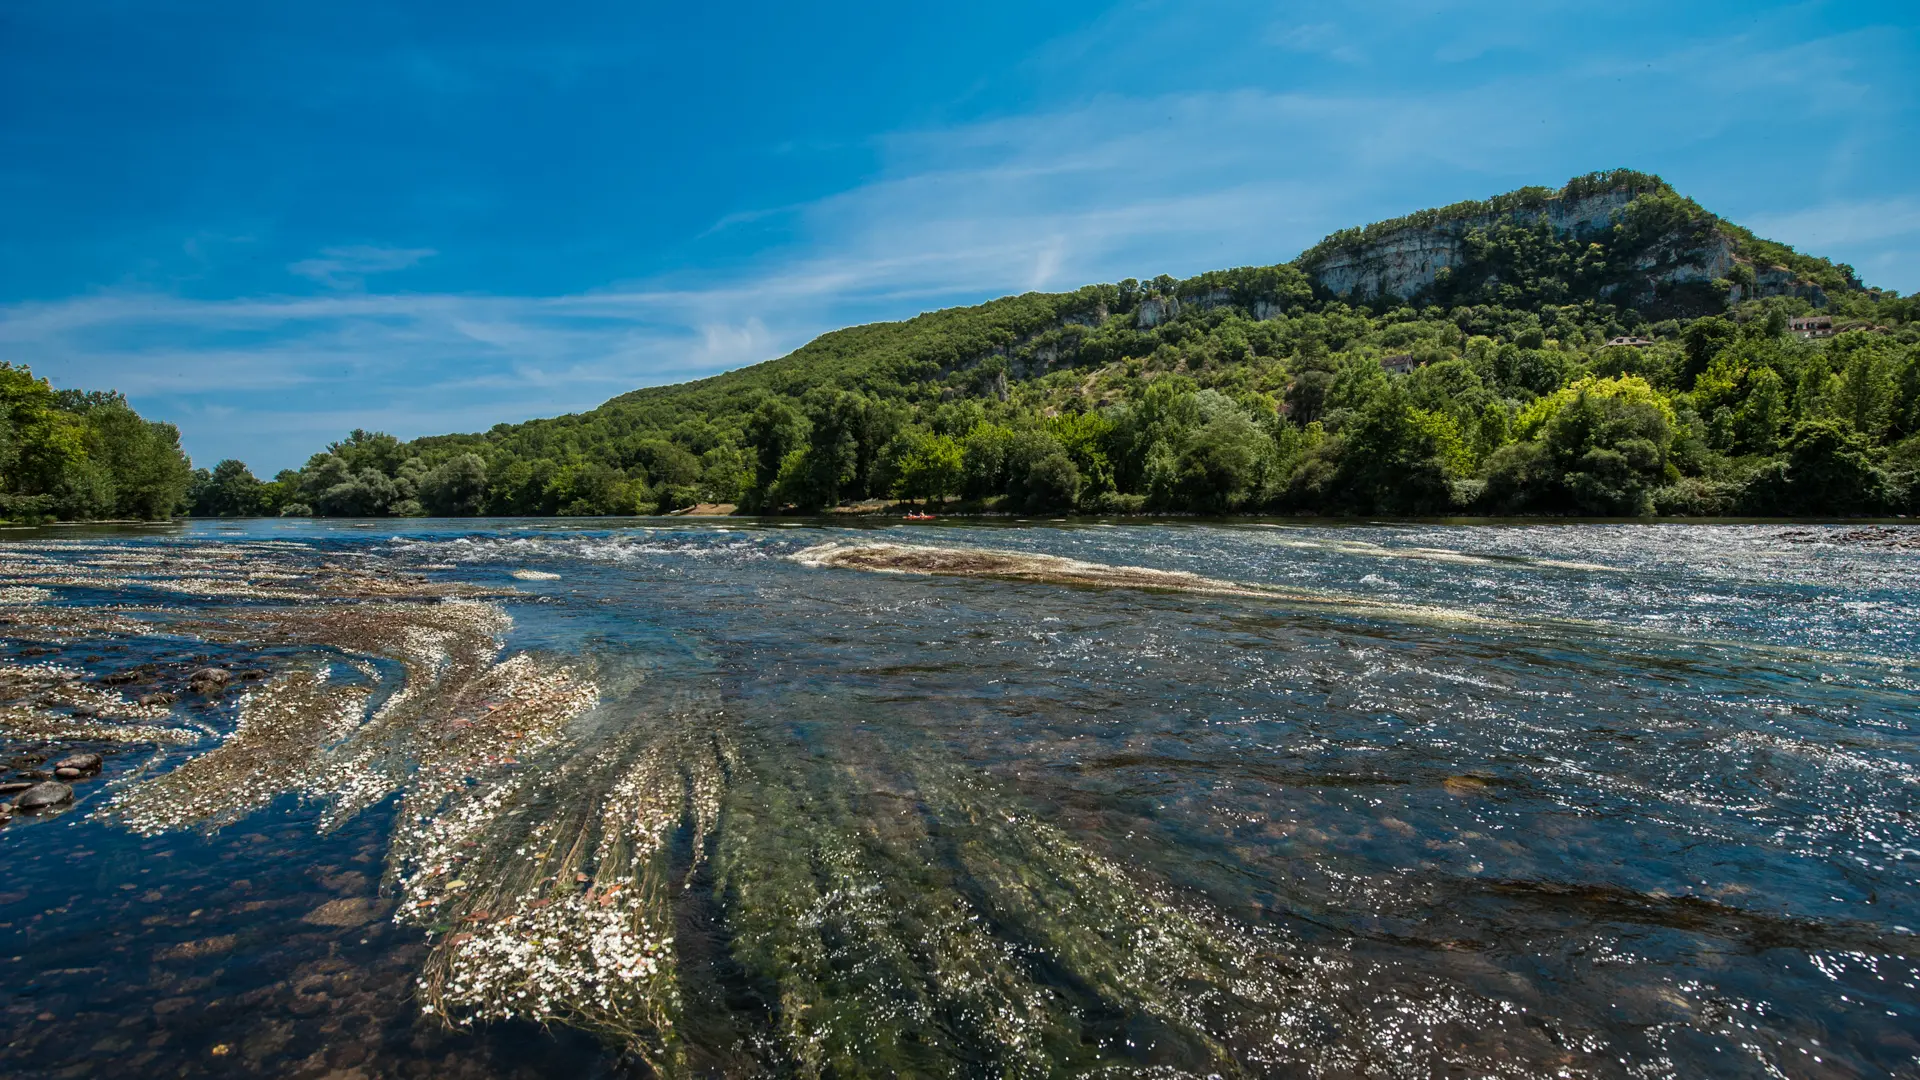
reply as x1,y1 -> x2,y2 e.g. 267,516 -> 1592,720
1,519 -> 1916,1078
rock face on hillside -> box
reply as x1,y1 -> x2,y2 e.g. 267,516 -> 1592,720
1137,290 -> 1290,328
1310,189 -> 1639,301
1301,185 -> 1828,309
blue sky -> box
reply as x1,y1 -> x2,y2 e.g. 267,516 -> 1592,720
3,1 -> 1916,473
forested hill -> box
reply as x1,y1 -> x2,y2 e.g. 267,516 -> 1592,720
201,169 -> 1920,520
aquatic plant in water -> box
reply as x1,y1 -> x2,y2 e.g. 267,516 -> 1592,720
105,668 -> 375,833
708,730 -> 1550,1078
7,542 -> 703,1066
0,661 -> 198,746
406,712 -> 730,1071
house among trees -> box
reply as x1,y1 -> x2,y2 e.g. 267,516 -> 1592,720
1789,314 -> 1835,340
1379,353 -> 1420,374
1604,335 -> 1656,348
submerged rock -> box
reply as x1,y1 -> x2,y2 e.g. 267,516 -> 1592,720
187,668 -> 231,692
53,753 -> 103,775
16,781 -> 74,811
791,541 -> 1495,626
0,781 -> 31,795
138,692 -> 177,707
303,897 -> 385,927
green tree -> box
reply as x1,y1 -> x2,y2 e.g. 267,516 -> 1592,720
959,423 -> 1016,500
315,468 -> 399,517
1823,341 -> 1897,439
625,439 -> 699,487
1003,430 -> 1081,512
1176,414 -> 1273,511
328,429 -> 408,475
1492,344 -> 1573,397
1326,387 -> 1454,513
547,461 -> 640,516
1747,420 -> 1888,515
191,459 -> 267,516
1486,379 -> 1674,515
893,431 -> 963,505
1045,412 -> 1116,496
420,454 -> 489,516
1541,391 -> 1671,515
0,366 -> 189,521
789,389 -> 869,509
1016,448 -> 1081,512
1734,366 -> 1789,454
743,398 -> 807,510
84,400 -> 192,518
697,444 -> 750,504
1680,316 -> 1737,388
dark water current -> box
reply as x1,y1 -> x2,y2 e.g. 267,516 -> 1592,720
1,519 -> 1916,1078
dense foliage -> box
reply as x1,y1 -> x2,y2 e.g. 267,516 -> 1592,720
0,363 -> 194,522
219,174 -> 1920,519
1293,168 -> 1673,272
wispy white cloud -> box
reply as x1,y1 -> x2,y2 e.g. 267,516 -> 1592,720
287,245 -> 438,287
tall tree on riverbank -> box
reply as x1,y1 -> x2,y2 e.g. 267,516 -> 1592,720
1,364 -> 193,522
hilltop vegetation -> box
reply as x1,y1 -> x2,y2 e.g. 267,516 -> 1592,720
0,364 -> 193,522
27,171 -> 1920,523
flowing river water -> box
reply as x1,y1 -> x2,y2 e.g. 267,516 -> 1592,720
0,519 -> 1915,1078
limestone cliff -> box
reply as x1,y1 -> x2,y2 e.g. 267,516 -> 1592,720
1295,171 -> 1837,312
1136,290 -> 1290,328
1307,188 -> 1641,300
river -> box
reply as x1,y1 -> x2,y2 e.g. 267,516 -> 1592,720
1,519 -> 1915,1078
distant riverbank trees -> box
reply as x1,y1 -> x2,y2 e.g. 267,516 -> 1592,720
220,276 -> 1919,521
0,363 -> 193,522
